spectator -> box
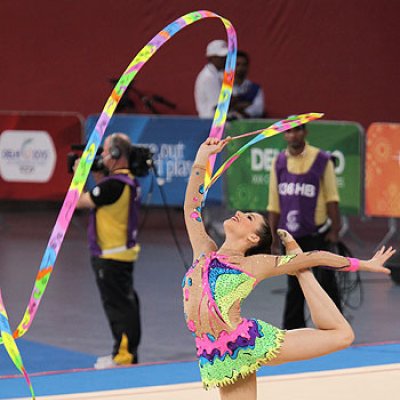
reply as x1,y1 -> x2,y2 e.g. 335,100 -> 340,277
267,124 -> 342,329
76,133 -> 141,368
229,50 -> 265,119
194,39 -> 228,118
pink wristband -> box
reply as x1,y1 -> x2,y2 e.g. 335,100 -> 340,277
346,257 -> 360,272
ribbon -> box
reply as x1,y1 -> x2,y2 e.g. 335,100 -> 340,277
0,291 -> 35,398
0,10 -> 236,397
206,113 -> 324,189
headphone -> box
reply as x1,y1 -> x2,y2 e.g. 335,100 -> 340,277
109,134 -> 122,160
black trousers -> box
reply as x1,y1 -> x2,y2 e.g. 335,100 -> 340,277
91,257 -> 141,362
282,232 -> 342,330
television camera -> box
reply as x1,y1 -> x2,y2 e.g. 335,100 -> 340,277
67,143 -> 154,177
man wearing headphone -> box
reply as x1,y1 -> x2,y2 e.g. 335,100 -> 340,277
76,132 -> 141,369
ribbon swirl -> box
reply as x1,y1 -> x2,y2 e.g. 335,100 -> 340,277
0,10 -> 237,398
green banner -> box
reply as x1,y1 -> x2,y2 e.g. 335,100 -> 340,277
225,119 -> 363,215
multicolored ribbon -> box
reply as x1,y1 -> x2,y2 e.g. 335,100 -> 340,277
0,291 -> 35,398
0,10 -> 236,397
206,113 -> 324,189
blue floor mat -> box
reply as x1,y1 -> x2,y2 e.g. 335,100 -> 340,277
0,343 -> 399,399
0,338 -> 96,376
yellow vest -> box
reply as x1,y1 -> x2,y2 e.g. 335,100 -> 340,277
96,172 -> 140,262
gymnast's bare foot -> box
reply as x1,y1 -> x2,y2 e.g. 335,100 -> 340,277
277,229 -> 303,255
277,229 -> 311,276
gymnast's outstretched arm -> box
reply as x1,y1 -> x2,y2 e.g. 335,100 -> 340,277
229,236 -> 394,281
184,137 -> 229,260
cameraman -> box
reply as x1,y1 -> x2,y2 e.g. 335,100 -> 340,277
76,132 -> 141,369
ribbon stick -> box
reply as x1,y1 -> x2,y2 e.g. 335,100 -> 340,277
230,127 -> 274,141
0,10 -> 237,396
206,113 -> 324,190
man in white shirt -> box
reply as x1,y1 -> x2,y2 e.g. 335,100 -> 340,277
194,40 -> 228,118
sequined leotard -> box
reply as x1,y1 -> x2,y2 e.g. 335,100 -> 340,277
182,252 -> 285,389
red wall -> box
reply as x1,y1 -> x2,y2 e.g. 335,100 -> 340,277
2,0 -> 400,127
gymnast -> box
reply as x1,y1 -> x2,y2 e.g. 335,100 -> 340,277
182,136 -> 394,400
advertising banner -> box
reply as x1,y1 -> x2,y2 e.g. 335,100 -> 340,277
85,115 -> 222,207
365,123 -> 400,217
0,112 -> 83,200
225,119 -> 363,215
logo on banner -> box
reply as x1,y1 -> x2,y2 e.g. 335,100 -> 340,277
0,130 -> 56,182
251,147 -> 280,172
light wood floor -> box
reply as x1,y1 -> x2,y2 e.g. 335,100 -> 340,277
11,363 -> 400,400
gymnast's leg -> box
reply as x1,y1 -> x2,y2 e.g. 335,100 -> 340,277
269,230 -> 354,365
219,372 -> 257,400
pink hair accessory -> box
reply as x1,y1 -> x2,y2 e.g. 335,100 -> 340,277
346,257 -> 360,272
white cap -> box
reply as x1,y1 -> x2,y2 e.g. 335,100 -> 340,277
206,40 -> 228,57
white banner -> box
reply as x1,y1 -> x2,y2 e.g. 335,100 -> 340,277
0,130 -> 56,182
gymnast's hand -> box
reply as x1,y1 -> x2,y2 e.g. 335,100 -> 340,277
198,137 -> 231,156
361,246 -> 395,274
194,137 -> 232,166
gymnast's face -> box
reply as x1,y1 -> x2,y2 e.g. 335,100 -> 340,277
224,211 -> 264,243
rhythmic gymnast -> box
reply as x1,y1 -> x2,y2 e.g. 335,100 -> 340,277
182,137 -> 394,400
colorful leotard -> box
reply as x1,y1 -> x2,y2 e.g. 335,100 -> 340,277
182,252 -> 285,389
